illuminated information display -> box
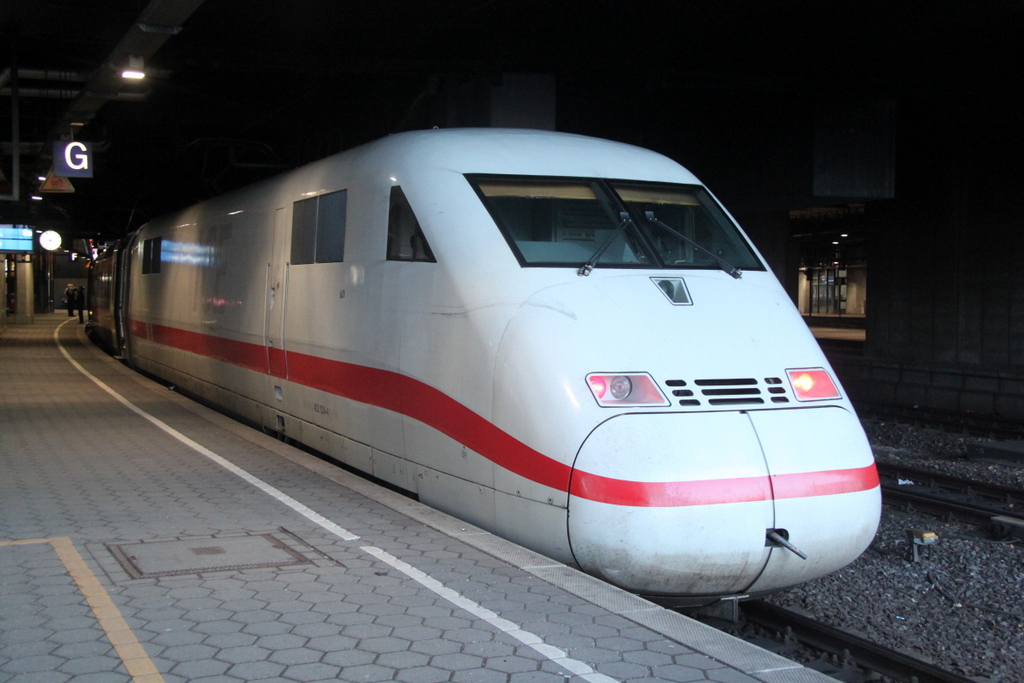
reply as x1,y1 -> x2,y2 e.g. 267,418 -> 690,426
0,225 -> 35,253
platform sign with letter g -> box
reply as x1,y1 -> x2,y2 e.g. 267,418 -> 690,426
53,141 -> 94,178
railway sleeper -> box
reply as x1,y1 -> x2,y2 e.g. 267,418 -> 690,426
990,515 -> 1024,540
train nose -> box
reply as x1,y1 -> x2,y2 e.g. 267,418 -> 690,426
567,411 -> 774,596
566,408 -> 880,597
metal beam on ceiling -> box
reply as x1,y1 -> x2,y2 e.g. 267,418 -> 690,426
3,0 -> 206,202
38,0 -> 207,170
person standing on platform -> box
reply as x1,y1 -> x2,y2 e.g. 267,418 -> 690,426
65,284 -> 76,317
76,287 -> 85,324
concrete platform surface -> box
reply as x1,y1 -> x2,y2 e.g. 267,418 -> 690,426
1,314 -> 832,683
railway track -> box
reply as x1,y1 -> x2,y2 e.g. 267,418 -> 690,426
686,464 -> 1024,681
877,463 -> 1024,534
858,402 -> 1024,440
738,600 -> 977,683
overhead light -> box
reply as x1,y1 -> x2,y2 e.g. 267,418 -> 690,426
38,176 -> 46,182
30,195 -> 43,201
122,54 -> 146,80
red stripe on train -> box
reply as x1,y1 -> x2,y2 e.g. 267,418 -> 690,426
141,321 -> 571,490
569,464 -> 879,507
149,323 -> 267,373
132,320 -> 879,507
284,352 -> 574,490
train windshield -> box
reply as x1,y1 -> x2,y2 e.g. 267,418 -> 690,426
468,175 -> 763,272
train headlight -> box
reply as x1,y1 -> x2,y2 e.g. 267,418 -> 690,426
586,372 -> 669,407
786,368 -> 842,401
609,376 -> 632,399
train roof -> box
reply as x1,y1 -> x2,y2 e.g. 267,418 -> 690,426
135,129 -> 703,232
344,128 -> 699,184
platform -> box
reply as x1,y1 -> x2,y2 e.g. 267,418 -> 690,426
1,313 -> 832,683
809,327 -> 866,343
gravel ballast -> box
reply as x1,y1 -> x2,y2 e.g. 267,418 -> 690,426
763,420 -> 1024,681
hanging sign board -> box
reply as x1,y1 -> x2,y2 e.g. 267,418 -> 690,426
40,171 -> 75,193
53,141 -> 94,178
0,225 -> 35,253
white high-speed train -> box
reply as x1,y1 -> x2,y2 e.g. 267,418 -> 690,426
91,128 -> 880,600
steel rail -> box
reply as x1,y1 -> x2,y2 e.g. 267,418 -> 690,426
881,488 -> 1014,527
877,463 -> 1024,525
878,463 -> 1024,500
741,600 -> 976,683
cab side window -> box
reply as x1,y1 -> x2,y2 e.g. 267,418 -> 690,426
387,186 -> 435,262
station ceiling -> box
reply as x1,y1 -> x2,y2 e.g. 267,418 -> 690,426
2,0 -> 1021,242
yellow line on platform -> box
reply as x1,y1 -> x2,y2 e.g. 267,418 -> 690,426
1,537 -> 165,683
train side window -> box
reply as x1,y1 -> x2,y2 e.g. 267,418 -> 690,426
291,189 -> 347,265
387,186 -> 436,262
291,197 -> 317,264
315,190 -> 346,263
141,236 -> 162,274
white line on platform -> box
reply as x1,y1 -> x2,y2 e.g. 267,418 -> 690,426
53,322 -> 360,542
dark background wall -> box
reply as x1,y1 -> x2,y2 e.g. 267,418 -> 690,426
551,70 -> 1024,422
837,89 -> 1024,421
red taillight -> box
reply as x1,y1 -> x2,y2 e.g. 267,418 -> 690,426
786,368 -> 841,401
585,372 -> 669,407
587,375 -> 608,399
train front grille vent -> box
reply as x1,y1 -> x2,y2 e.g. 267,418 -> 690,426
663,377 -> 790,408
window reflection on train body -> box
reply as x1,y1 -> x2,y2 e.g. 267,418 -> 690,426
160,240 -> 214,266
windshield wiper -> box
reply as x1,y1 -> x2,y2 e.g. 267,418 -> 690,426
643,210 -> 742,279
578,211 -> 633,276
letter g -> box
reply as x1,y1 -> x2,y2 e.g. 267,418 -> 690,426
65,142 -> 89,171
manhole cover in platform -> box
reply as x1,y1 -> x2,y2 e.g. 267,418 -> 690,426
109,533 -> 313,578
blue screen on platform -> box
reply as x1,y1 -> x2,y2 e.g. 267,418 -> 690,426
0,225 -> 35,253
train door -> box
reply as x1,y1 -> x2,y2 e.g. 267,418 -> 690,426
113,243 -> 128,353
265,207 -> 289,378
120,232 -> 142,366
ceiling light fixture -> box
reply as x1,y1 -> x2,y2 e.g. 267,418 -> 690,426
122,55 -> 146,80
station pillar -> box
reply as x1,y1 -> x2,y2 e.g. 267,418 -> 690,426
15,255 -> 34,324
